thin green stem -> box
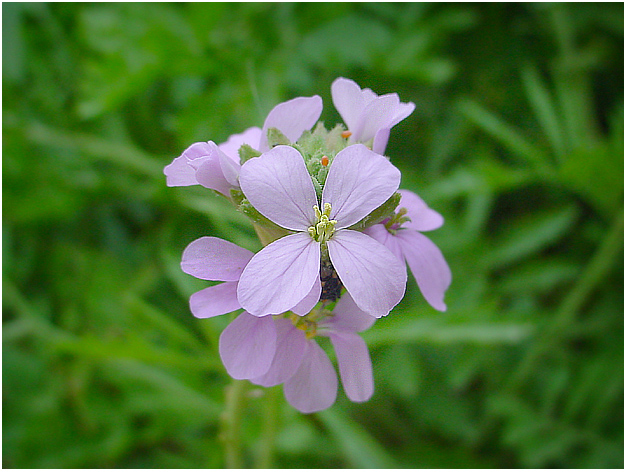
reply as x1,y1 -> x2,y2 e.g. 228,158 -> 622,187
220,379 -> 248,468
255,386 -> 281,468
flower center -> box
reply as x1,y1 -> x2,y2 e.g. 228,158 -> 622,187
308,202 -> 337,243
384,207 -> 410,234
289,308 -> 332,339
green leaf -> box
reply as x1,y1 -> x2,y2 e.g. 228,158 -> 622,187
486,204 -> 579,270
458,98 -> 553,175
557,136 -> 623,216
318,409 -> 397,468
365,316 -> 534,347
521,64 -> 567,161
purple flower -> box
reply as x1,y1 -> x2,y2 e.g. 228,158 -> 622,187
364,190 -> 451,311
219,293 -> 375,413
237,144 -> 407,318
163,95 -> 323,195
331,77 -> 415,155
163,141 -> 240,194
180,236 -> 254,319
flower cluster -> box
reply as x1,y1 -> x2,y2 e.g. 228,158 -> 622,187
165,77 -> 451,413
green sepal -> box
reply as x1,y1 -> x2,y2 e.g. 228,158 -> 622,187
349,191 -> 401,231
238,197 -> 290,244
239,197 -> 273,225
229,188 -> 246,206
324,123 -> 349,155
238,144 -> 261,164
253,223 -> 291,246
267,127 -> 290,148
311,175 -> 323,202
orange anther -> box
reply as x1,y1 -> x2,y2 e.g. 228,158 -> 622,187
341,130 -> 352,139
321,156 -> 329,167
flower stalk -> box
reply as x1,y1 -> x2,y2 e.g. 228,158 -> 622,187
220,379 -> 248,468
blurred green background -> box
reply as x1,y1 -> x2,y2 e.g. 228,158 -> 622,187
3,2 -> 623,468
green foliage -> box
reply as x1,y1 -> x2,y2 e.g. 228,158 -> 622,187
3,3 -> 623,468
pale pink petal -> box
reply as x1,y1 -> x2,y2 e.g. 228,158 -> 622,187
398,189 -> 444,232
320,292 -> 375,333
328,230 -> 406,318
251,318 -> 307,387
239,146 -> 318,231
260,96 -> 323,151
331,77 -> 369,136
396,230 -> 451,312
237,233 -> 320,316
323,145 -> 401,229
163,142 -> 214,187
218,127 -> 262,161
363,224 -> 405,263
181,236 -> 253,282
291,277 -> 322,316
329,332 -> 374,402
189,282 -> 240,318
219,312 -> 277,380
283,339 -> 338,414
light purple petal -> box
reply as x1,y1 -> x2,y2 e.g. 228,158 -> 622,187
331,77 -> 370,136
291,277 -> 322,316
251,318 -> 307,387
182,141 -> 216,160
218,148 -> 241,188
390,101 -> 416,128
398,189 -> 444,232
164,155 -> 198,187
189,282 -> 240,318
329,332 -> 374,402
320,292 -> 375,333
363,224 -> 405,263
355,94 -> 401,143
396,230 -> 451,312
219,312 -> 277,380
283,339 -> 338,414
237,233 -> 320,316
328,230 -> 406,318
239,146 -> 318,231
164,142 -> 215,187
331,78 -> 415,147
195,155 -> 233,196
260,96 -> 323,151
193,142 -> 241,195
323,144 -> 401,228
372,128 -> 391,155
218,127 -> 262,161
181,237 -> 253,282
